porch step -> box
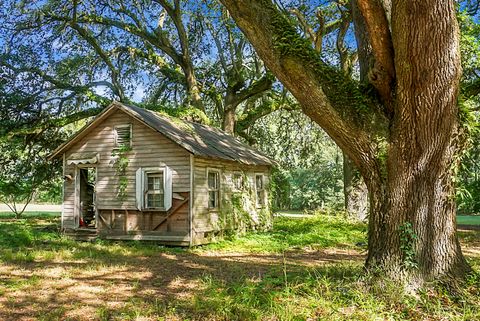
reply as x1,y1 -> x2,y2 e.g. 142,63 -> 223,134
64,229 -> 98,241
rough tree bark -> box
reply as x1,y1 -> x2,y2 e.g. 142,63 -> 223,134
221,75 -> 273,134
366,0 -> 469,284
223,105 -> 237,134
220,0 -> 471,287
183,65 -> 204,111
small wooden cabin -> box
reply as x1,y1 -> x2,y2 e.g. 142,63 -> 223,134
49,102 -> 273,245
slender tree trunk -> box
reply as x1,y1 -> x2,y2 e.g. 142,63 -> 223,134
343,153 -> 368,221
223,105 -> 236,134
184,66 -> 204,111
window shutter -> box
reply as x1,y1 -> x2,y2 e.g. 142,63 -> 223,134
164,166 -> 173,210
135,168 -> 143,210
115,125 -> 131,147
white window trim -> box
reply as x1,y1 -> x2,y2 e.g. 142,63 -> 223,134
136,166 -> 172,211
255,173 -> 266,208
207,168 -> 221,209
114,124 -> 132,148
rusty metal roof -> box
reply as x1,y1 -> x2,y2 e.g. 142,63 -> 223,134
50,102 -> 274,166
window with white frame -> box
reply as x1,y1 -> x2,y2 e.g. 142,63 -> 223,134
146,172 -> 164,209
255,174 -> 265,207
232,172 -> 244,191
207,170 -> 220,209
114,124 -> 132,148
135,167 -> 172,211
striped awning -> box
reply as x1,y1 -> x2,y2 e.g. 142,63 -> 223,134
67,152 -> 99,165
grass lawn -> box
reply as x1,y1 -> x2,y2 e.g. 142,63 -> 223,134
0,213 -> 479,320
457,215 -> 480,226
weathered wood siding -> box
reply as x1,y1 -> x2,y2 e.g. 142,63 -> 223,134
62,109 -> 191,238
192,157 -> 272,245
96,191 -> 190,245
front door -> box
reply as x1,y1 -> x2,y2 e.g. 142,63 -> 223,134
74,166 -> 97,229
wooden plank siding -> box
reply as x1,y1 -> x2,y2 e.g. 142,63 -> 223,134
62,109 -> 191,241
96,193 -> 189,235
191,157 -> 272,245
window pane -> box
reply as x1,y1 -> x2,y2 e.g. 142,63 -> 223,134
233,174 -> 242,190
256,175 -> 263,190
257,191 -> 264,206
147,194 -> 154,207
154,176 -> 161,190
148,177 -> 154,190
147,193 -> 164,208
209,191 -> 218,208
147,173 -> 164,192
208,172 -> 218,189
155,194 -> 164,208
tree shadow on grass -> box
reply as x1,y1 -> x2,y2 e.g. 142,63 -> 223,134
0,214 -> 365,320
0,238 -> 364,320
1,218 -> 478,320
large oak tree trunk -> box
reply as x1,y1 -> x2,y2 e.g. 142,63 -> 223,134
366,0 -> 470,284
366,134 -> 470,285
220,0 -> 471,287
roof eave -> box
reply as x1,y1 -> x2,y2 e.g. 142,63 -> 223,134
47,103 -> 118,160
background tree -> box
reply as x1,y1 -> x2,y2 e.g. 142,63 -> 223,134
0,0 -> 285,138
252,109 -> 344,211
287,0 -> 368,220
457,9 -> 480,215
0,0 -> 283,212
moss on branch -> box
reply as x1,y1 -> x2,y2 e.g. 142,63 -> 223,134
264,0 -> 384,129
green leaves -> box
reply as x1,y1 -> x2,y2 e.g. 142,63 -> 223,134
0,137 -> 61,218
399,222 -> 418,270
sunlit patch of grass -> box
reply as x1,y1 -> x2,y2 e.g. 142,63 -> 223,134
0,249 -> 36,263
457,215 -> 480,226
0,211 -> 60,219
36,306 -> 66,321
458,229 -> 480,243
94,297 -> 183,321
200,213 -> 367,254
1,275 -> 40,291
0,214 -> 184,267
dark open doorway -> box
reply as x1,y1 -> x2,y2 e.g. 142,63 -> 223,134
79,167 -> 96,229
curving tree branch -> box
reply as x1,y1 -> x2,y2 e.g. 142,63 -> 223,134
355,0 -> 395,113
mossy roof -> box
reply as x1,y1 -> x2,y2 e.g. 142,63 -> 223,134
50,101 -> 274,166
